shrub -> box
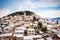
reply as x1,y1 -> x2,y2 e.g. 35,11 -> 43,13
41,27 -> 47,32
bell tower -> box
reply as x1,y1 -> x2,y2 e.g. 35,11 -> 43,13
24,12 -> 26,20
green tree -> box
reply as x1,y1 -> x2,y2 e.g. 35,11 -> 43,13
7,11 -> 34,17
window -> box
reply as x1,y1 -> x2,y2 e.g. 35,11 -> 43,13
29,31 -> 31,32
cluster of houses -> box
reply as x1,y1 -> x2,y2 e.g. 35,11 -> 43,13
0,12 -> 60,40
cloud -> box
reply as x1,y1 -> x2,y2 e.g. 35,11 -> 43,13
37,10 -> 60,18
10,0 -> 60,12
17,0 -> 60,18
0,9 -> 10,18
11,0 -> 60,9
22,0 -> 60,8
0,0 -> 60,13
0,0 -> 60,18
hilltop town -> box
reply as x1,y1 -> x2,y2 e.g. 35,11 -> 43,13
0,11 -> 60,40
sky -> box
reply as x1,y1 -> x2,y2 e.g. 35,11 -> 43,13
0,0 -> 60,18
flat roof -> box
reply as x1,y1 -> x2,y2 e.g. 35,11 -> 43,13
0,33 -> 12,37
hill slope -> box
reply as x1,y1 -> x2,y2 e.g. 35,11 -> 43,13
7,11 -> 34,17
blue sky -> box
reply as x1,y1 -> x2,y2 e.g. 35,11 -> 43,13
0,0 -> 60,18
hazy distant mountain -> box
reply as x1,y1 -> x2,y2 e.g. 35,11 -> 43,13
49,17 -> 60,24
46,17 -> 60,24
51,17 -> 60,20
47,17 -> 60,20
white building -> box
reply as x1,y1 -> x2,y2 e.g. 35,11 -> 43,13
27,28 -> 35,36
